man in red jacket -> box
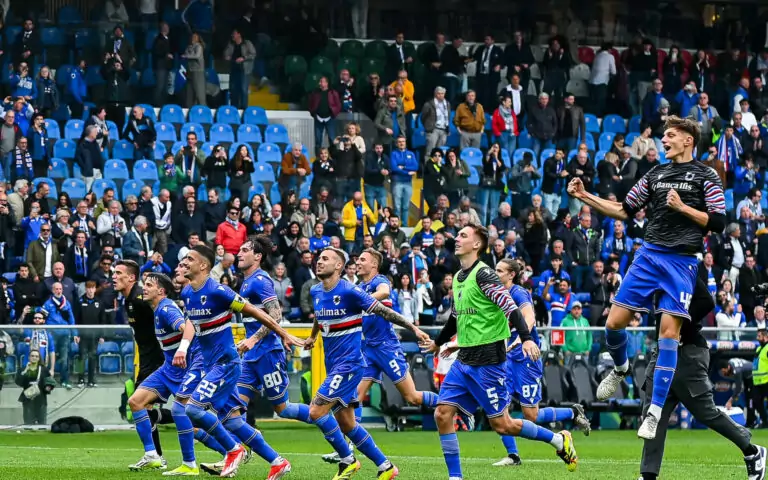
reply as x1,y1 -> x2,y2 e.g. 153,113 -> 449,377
308,76 -> 341,154
214,206 -> 247,256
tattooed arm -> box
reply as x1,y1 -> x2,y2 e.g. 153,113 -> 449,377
248,299 -> 285,344
369,302 -> 430,342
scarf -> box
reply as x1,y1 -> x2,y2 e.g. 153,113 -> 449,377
39,234 -> 50,249
227,218 -> 239,230
716,135 -> 743,172
183,148 -> 196,179
499,105 -> 515,133
74,246 -> 88,277
14,148 -> 32,179
697,106 -> 713,124
51,294 -> 67,311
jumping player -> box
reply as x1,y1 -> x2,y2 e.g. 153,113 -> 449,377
126,273 -> 200,475
492,258 -> 591,466
305,246 -> 431,479
113,260 -> 170,469
320,248 -> 440,464
567,116 -> 726,439
421,224 -> 577,479
174,245 -> 303,478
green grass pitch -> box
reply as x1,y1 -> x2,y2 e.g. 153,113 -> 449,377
0,424 -> 764,479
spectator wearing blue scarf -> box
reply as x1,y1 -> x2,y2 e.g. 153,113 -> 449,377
9,137 -> 33,183
10,63 -> 36,101
27,114 -> 48,178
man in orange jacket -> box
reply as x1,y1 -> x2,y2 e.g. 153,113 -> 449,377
214,206 -> 247,256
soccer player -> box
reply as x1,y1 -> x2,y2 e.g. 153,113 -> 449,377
126,273 -> 201,475
567,116 -> 727,439
421,224 -> 577,479
112,260 -> 170,469
173,245 -> 302,478
321,248 -> 440,464
492,258 -> 591,466
305,246 -> 431,480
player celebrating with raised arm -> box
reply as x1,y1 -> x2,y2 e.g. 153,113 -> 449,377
320,248 -> 441,464
421,224 -> 577,479
492,258 -> 591,467
305,246 -> 430,480
567,115 -> 727,440
173,245 -> 303,479
127,273 -> 201,475
112,260 -> 170,470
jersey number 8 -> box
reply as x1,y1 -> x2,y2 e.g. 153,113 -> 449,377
262,371 -> 283,389
329,375 -> 344,391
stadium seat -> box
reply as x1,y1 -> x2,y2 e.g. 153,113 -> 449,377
625,132 -> 638,147
252,162 -> 276,183
201,142 -> 215,158
725,189 -> 734,211
2,272 -> 15,283
106,121 -> 119,143
602,114 -> 626,133
154,142 -> 167,160
270,183 -> 281,204
584,114 -> 600,133
62,178 -> 87,200
5,355 -> 16,375
628,115 -> 642,133
360,58 -> 385,78
542,351 -> 568,405
467,168 -> 480,186
567,149 -> 578,161
155,122 -> 177,144
85,66 -> 104,87
188,105 -> 213,126
540,148 -> 556,164
55,65 -> 74,89
264,124 -> 290,145
137,104 -> 157,123
48,158 -> 69,178
98,340 -> 121,375
64,119 -> 84,140
171,141 -> 184,156
284,55 -> 308,77
584,134 -> 596,151
595,150 -> 607,162
121,341 -> 134,355
160,104 -> 185,125
514,148 -> 536,164
566,355 -> 602,406
210,123 -> 235,145
133,160 -> 159,184
340,40 -> 365,59
122,180 -> 143,200
112,139 -> 135,161
598,132 -> 616,152
140,68 -> 156,88
104,160 -> 130,180
258,143 -> 282,164
243,107 -> 269,126
216,106 -> 241,125
33,178 -> 57,198
411,127 -> 426,150
517,130 -> 533,149
460,147 -> 482,167
181,122 -> 206,142
44,118 -> 61,139
337,57 -> 359,77
363,40 -> 387,59
237,124 -> 263,145
248,183 -> 265,201
91,179 -> 117,198
124,353 -> 134,374
58,6 -> 84,25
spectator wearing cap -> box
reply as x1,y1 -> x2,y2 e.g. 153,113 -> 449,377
527,92 -> 557,160
308,76 -> 342,152
422,86 -> 451,156
341,192 -> 375,254
561,301 -> 592,361
556,93 -> 586,153
215,206 -> 247,256
453,90 -> 485,148
279,143 -> 310,199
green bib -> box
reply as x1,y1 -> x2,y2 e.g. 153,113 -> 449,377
754,344 -> 768,386
452,261 -> 510,348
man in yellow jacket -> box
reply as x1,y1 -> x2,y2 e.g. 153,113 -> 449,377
341,191 -> 377,254
390,69 -> 416,115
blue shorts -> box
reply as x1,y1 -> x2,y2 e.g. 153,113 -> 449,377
237,350 -> 290,406
190,361 -> 245,420
612,244 -> 697,319
506,358 -> 543,408
316,367 -> 363,408
362,343 -> 409,385
176,367 -> 205,400
438,360 -> 510,418
138,363 -> 185,403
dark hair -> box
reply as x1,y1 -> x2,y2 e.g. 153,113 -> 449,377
188,231 -> 200,239
99,254 -> 113,264
147,273 -> 175,298
249,234 -> 274,270
465,223 -> 490,253
748,187 -> 761,199
663,115 -> 701,151
192,245 -> 216,271
116,259 -> 140,281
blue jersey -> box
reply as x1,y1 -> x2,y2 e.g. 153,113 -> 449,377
309,235 -> 331,252
507,285 -> 540,362
154,297 -> 187,366
239,268 -> 282,362
360,274 -> 399,347
311,278 -> 378,372
182,278 -> 246,368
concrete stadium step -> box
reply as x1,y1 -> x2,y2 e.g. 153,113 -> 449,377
249,84 -> 289,110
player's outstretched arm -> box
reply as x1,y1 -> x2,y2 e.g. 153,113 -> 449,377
239,299 -> 285,353
304,318 -> 320,350
173,319 -> 195,369
568,178 -> 629,220
369,302 -> 431,343
241,302 -> 304,348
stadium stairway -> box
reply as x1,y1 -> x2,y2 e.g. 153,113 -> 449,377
249,84 -> 290,111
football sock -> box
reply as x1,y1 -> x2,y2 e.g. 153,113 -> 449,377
194,429 -> 227,456
605,328 -> 629,372
439,432 -> 462,478
347,424 -> 387,466
519,419 -> 555,445
537,407 -> 575,423
501,435 -> 519,455
147,409 -> 164,456
171,401 -> 196,463
132,409 -> 156,454
185,402 -> 238,452
315,413 -> 353,457
278,402 -> 312,423
223,416 -> 279,463
354,406 -> 363,423
650,338 -> 679,413
422,391 -> 439,408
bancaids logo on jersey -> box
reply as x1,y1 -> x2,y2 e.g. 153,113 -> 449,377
655,181 -> 694,191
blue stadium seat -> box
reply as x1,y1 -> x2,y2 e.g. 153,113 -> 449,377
171,141 -> 184,156
122,180 -> 143,200
216,106 -> 241,125
283,143 -> 309,158
258,143 -> 282,164
625,132 -> 638,147
229,143 -> 254,159
237,124 -> 263,145
91,179 -> 117,198
252,162 -> 276,183
299,182 -> 311,199
44,118 -> 61,140
154,142 -> 167,160
628,115 -> 642,133
55,64 -> 73,88
181,122 -> 206,142
124,353 -> 134,374
460,147 -> 482,167
156,122 -> 177,143
3,272 -> 15,283
540,148 -> 555,164
73,28 -> 98,51
106,121 -> 119,142
584,114 -> 600,133
584,134 -> 596,151
517,130 -> 533,149
33,178 -> 57,198
248,183 -> 266,201
42,27 -> 66,47
6,355 -> 16,375
121,341 -> 134,355
99,352 -> 121,375
160,104 -> 185,125
725,189 -> 734,211
85,66 -> 104,86
137,104 -> 157,123
568,149 -> 578,161
200,142 -> 215,158
595,150 -> 607,163
270,183 -> 281,204
64,119 -> 84,140
133,160 -> 159,183
72,163 -> 82,178
58,6 -> 84,25
188,105 -> 213,125
104,159 -> 130,180
244,106 -> 269,126
598,132 -> 616,152
501,148 -> 511,167
411,127 -> 426,150
264,124 -> 290,145
210,123 -> 235,144
62,178 -> 87,200
141,68 -> 156,88
467,168 -> 480,186
48,158 -> 69,178
112,139 -> 135,161
602,114 -> 626,133
514,148 -> 536,164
